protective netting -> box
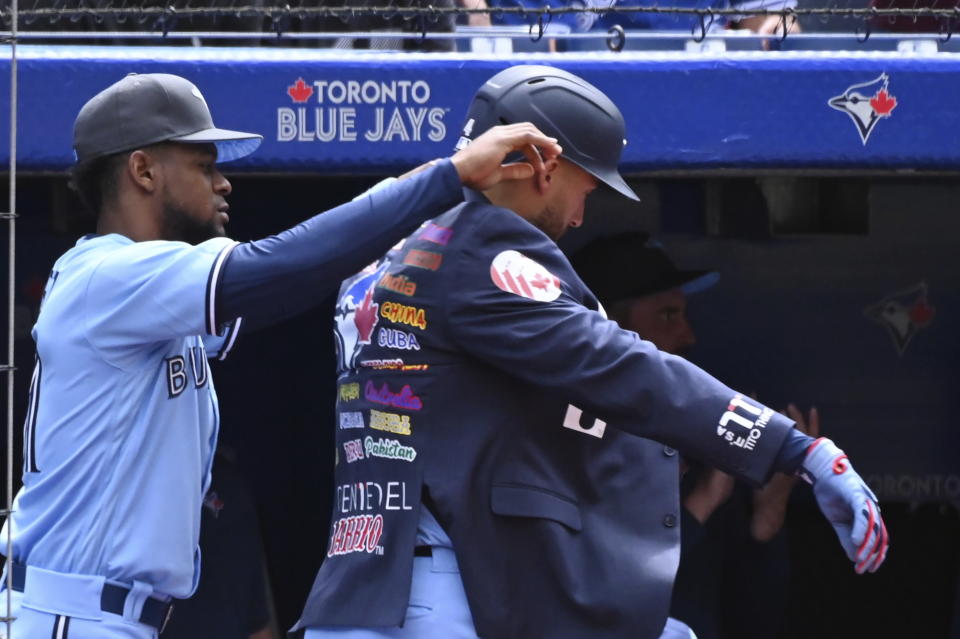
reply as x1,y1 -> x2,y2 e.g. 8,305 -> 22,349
0,0 -> 958,43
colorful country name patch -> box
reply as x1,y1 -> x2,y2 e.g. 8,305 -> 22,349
343,438 -> 365,463
403,249 -> 443,271
364,436 -> 417,462
380,301 -> 427,330
365,381 -> 423,410
359,359 -> 429,372
422,223 -> 454,246
378,327 -> 421,351
339,411 -> 365,429
370,409 -> 412,435
339,382 -> 360,402
378,273 -> 417,297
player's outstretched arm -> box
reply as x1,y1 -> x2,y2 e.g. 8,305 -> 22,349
798,437 -> 889,573
216,124 -> 561,331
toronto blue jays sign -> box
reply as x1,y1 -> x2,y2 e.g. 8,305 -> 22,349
3,46 -> 960,171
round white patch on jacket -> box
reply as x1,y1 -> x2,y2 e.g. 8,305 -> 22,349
489,250 -> 562,302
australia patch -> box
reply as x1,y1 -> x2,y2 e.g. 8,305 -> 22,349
490,250 -> 562,302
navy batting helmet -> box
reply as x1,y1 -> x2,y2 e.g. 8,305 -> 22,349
457,65 -> 638,201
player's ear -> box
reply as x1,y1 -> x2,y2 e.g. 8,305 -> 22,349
127,149 -> 159,193
535,158 -> 560,196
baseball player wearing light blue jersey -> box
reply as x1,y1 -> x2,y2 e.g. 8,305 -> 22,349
0,72 -> 561,639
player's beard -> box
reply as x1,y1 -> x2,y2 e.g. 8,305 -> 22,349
160,201 -> 224,245
527,205 -> 567,241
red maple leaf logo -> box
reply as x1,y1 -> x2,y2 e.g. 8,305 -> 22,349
354,286 -> 379,344
530,272 -> 551,291
287,78 -> 314,104
870,89 -> 897,117
909,298 -> 935,326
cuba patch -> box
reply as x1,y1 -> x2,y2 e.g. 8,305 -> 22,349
403,249 -> 443,271
364,436 -> 417,462
378,327 -> 421,351
378,273 -> 417,297
327,514 -> 384,557
339,382 -> 360,402
490,250 -> 562,302
370,409 -> 412,435
340,411 -> 365,429
365,381 -> 423,410
380,301 -> 427,330
343,438 -> 365,463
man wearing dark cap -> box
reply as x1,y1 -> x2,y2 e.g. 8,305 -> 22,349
572,232 -> 718,356
0,72 -> 560,638
572,232 -> 821,639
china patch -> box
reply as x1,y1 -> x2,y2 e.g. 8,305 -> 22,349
380,301 -> 427,330
490,250 -> 562,302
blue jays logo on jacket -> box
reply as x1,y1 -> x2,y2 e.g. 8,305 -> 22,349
297,192 -> 795,639
334,261 -> 389,370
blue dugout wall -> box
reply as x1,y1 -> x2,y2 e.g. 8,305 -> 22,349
1,46 -> 957,501
1,46 -> 960,171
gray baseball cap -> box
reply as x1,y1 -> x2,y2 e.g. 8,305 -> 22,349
73,73 -> 262,164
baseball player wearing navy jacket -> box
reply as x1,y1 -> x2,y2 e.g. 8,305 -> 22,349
296,66 -> 888,639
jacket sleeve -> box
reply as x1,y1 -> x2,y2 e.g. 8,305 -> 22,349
216,160 -> 462,331
442,208 -> 794,485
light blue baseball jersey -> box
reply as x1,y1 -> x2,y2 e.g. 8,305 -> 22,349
1,232 -> 241,598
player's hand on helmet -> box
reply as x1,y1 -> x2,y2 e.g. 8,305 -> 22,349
451,123 -> 562,191
800,437 -> 889,573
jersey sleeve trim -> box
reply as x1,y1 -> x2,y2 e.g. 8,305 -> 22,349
206,241 -> 240,336
217,317 -> 243,362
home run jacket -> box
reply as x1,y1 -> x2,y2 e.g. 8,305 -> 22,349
295,190 -> 795,638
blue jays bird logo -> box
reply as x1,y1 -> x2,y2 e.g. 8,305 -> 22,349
335,261 -> 389,371
863,281 -> 935,356
828,74 -> 897,145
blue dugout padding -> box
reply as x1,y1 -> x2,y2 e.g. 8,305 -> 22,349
1,45 -> 958,500
0,45 -> 958,173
